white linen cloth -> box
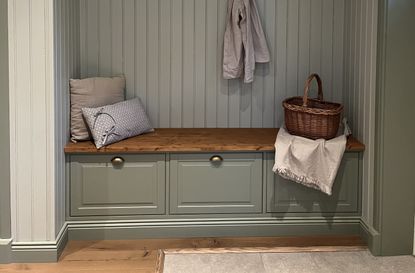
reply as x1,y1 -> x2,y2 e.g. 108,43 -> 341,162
223,0 -> 270,83
272,128 -> 347,195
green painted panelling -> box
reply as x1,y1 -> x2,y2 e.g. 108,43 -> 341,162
374,0 -> 415,256
70,154 -> 166,216
54,0 -> 81,238
0,0 -> 11,240
79,0 -> 347,128
169,153 -> 263,214
267,152 -> 361,215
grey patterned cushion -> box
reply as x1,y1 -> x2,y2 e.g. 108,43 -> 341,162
82,98 -> 153,149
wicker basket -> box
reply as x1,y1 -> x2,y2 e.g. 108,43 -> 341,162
283,73 -> 343,140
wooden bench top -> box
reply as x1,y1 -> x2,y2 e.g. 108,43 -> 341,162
64,128 -> 365,154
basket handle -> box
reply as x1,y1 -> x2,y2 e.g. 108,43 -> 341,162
303,73 -> 323,107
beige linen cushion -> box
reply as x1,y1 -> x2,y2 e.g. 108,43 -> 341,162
70,76 -> 125,142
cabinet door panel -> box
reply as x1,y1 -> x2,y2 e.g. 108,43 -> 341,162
170,153 -> 263,214
266,152 -> 360,214
70,154 -> 165,216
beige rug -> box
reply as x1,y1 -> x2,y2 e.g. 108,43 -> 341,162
158,247 -> 415,273
164,250 -> 415,273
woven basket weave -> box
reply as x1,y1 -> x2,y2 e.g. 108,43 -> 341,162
283,73 -> 343,140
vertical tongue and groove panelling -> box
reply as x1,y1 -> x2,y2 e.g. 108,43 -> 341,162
78,0 -> 346,129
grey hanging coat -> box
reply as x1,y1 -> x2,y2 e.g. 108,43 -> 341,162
223,0 -> 270,83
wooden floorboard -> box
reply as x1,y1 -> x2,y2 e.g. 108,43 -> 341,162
0,236 -> 366,273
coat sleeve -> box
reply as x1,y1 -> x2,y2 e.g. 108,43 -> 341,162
249,0 -> 270,63
242,0 -> 270,83
223,0 -> 245,80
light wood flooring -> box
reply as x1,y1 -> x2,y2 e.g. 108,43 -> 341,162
0,236 -> 366,273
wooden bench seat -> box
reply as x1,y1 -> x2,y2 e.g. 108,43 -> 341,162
64,128 -> 365,154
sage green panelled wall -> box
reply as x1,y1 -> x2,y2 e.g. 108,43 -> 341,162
374,0 -> 415,256
79,0 -> 346,128
54,0 -> 81,236
0,0 -> 11,239
343,0 -> 378,229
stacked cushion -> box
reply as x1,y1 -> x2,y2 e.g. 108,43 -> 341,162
82,98 -> 153,149
70,76 -> 125,142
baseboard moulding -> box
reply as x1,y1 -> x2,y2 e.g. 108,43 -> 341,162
66,217 -> 363,240
0,239 -> 12,263
0,224 -> 69,264
1,218 -> 383,263
360,220 -> 381,256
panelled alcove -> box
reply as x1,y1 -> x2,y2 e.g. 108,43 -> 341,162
55,0 -> 377,241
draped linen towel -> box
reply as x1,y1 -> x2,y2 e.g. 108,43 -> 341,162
272,128 -> 347,195
223,0 -> 270,83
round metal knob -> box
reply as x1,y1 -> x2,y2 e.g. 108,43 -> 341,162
111,157 -> 125,167
210,155 -> 223,162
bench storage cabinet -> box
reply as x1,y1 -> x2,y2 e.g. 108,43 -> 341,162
65,128 -> 365,238
70,154 -> 166,216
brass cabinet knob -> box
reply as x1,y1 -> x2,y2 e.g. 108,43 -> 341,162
210,155 -> 223,162
111,156 -> 125,167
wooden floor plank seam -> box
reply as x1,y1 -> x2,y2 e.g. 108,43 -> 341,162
155,250 -> 165,273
